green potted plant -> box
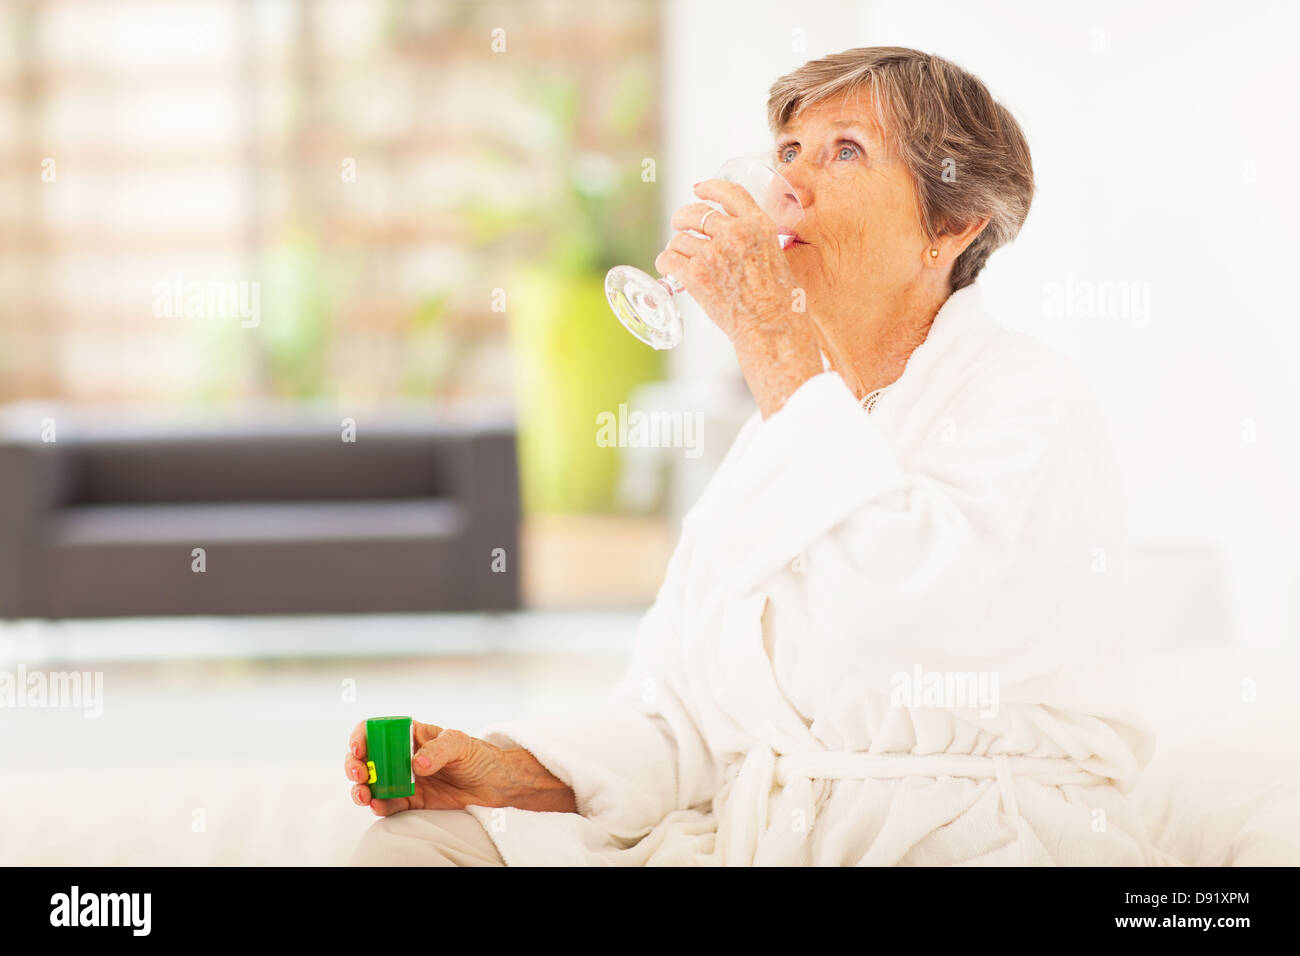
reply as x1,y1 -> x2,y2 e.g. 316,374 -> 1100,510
467,66 -> 665,514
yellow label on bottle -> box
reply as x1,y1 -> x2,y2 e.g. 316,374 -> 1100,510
366,760 -> 377,784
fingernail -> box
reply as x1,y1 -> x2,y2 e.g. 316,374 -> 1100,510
351,744 -> 359,757
693,181 -> 701,188
415,754 -> 431,770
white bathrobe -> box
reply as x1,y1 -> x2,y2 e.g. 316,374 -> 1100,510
467,282 -> 1176,866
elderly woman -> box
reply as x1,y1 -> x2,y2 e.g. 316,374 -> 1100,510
345,46 -> 1170,866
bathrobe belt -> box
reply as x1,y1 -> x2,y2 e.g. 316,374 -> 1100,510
714,743 -> 1112,866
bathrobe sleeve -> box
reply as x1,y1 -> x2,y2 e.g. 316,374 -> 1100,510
473,545 -> 725,842
685,359 -> 1097,671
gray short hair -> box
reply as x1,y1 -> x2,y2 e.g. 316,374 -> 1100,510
768,46 -> 1034,292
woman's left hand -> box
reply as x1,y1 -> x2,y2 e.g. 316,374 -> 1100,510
654,180 -> 804,346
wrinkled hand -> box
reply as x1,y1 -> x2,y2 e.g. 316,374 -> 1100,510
344,719 -> 575,817
653,180 -> 805,345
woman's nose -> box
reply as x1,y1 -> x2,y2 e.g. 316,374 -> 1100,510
778,156 -> 814,203
780,163 -> 813,214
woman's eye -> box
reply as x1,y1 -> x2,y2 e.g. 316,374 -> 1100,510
779,146 -> 797,163
837,143 -> 859,161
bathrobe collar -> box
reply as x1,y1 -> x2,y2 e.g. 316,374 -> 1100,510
812,282 -> 993,424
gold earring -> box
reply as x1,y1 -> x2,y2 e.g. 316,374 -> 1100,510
929,248 -> 939,258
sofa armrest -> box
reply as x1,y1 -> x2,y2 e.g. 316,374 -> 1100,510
0,438 -> 69,616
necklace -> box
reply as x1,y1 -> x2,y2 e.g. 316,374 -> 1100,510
859,387 -> 885,413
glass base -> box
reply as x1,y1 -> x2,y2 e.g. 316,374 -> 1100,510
604,265 -> 682,350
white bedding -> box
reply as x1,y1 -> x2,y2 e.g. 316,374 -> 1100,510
1,644 -> 1295,866
1127,646 -> 1300,866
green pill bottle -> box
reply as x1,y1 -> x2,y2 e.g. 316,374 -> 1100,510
365,716 -> 415,799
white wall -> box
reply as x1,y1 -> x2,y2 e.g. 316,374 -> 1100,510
663,0 -> 1300,648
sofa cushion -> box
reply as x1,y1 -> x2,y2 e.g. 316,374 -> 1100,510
40,500 -> 474,616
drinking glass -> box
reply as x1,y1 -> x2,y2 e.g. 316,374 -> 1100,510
605,152 -> 805,350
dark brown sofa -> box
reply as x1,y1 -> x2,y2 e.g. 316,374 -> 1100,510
0,406 -> 520,617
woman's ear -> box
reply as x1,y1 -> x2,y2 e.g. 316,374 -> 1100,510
928,215 -> 990,266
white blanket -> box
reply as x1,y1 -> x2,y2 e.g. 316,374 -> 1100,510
467,283 -> 1178,865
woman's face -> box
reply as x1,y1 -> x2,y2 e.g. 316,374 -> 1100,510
773,88 -> 935,326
